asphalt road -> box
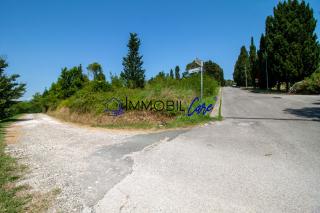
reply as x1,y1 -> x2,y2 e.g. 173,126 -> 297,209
7,87 -> 320,212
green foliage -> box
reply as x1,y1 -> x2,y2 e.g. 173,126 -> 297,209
110,73 -> 125,89
0,117 -> 30,212
233,46 -> 251,87
121,33 -> 145,88
56,65 -> 88,99
87,62 -> 106,81
204,60 -> 224,85
249,37 -> 259,87
257,34 -> 269,89
186,60 -> 225,85
290,68 -> 320,94
261,0 -> 320,91
0,58 -> 26,119
169,69 -> 174,78
60,74 -> 218,117
175,66 -> 180,80
224,79 -> 234,86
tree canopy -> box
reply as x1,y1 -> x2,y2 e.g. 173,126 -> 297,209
0,58 -> 25,119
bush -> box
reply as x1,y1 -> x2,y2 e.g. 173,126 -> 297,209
60,74 -> 218,116
290,69 -> 320,94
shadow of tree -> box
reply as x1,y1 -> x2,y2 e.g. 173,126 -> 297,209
0,117 -> 32,134
283,107 -> 320,120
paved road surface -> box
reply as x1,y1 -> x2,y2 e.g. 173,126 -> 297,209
7,87 -> 320,212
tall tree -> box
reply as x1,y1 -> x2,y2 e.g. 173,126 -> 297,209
204,60 -> 224,85
233,46 -> 250,87
175,66 -> 180,80
0,57 -> 26,119
121,33 -> 145,88
263,0 -> 320,91
249,37 -> 258,87
87,62 -> 106,81
169,69 -> 174,78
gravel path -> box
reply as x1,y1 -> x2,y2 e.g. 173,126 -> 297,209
6,114 -> 186,212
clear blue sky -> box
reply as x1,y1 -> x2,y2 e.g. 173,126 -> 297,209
1,0 -> 319,100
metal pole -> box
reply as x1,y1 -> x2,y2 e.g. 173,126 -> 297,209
201,62 -> 203,100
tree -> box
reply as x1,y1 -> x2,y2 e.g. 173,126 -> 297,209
233,46 -> 250,87
186,60 -> 225,84
169,69 -> 174,78
186,61 -> 199,71
249,37 -> 258,87
0,57 -> 26,119
121,33 -> 145,88
56,65 -> 88,99
203,60 -> 224,85
263,0 -> 320,91
87,62 -> 106,81
257,34 -> 272,89
155,71 -> 166,80
175,66 -> 180,80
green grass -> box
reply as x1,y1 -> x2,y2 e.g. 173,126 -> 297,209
0,116 -> 30,213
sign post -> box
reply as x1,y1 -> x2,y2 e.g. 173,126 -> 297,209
195,58 -> 204,100
187,58 -> 204,100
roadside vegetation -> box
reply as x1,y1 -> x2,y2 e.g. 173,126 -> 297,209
233,0 -> 320,94
290,68 -> 320,94
14,33 -> 223,129
0,117 -> 28,212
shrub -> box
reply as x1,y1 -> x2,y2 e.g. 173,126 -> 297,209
290,69 -> 320,94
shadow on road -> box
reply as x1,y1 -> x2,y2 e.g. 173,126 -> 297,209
0,117 -> 33,135
283,107 -> 320,120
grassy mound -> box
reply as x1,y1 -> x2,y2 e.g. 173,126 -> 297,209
54,74 -> 219,128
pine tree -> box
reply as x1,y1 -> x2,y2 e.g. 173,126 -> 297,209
175,66 -> 180,80
233,46 -> 250,87
121,33 -> 145,88
263,0 -> 320,91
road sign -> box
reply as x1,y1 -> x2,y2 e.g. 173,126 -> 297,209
195,58 -> 203,67
188,67 -> 201,74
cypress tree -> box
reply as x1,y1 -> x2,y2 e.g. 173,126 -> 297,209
170,69 -> 174,78
175,66 -> 180,80
121,33 -> 145,88
249,37 -> 258,87
264,0 -> 320,91
233,46 -> 250,87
